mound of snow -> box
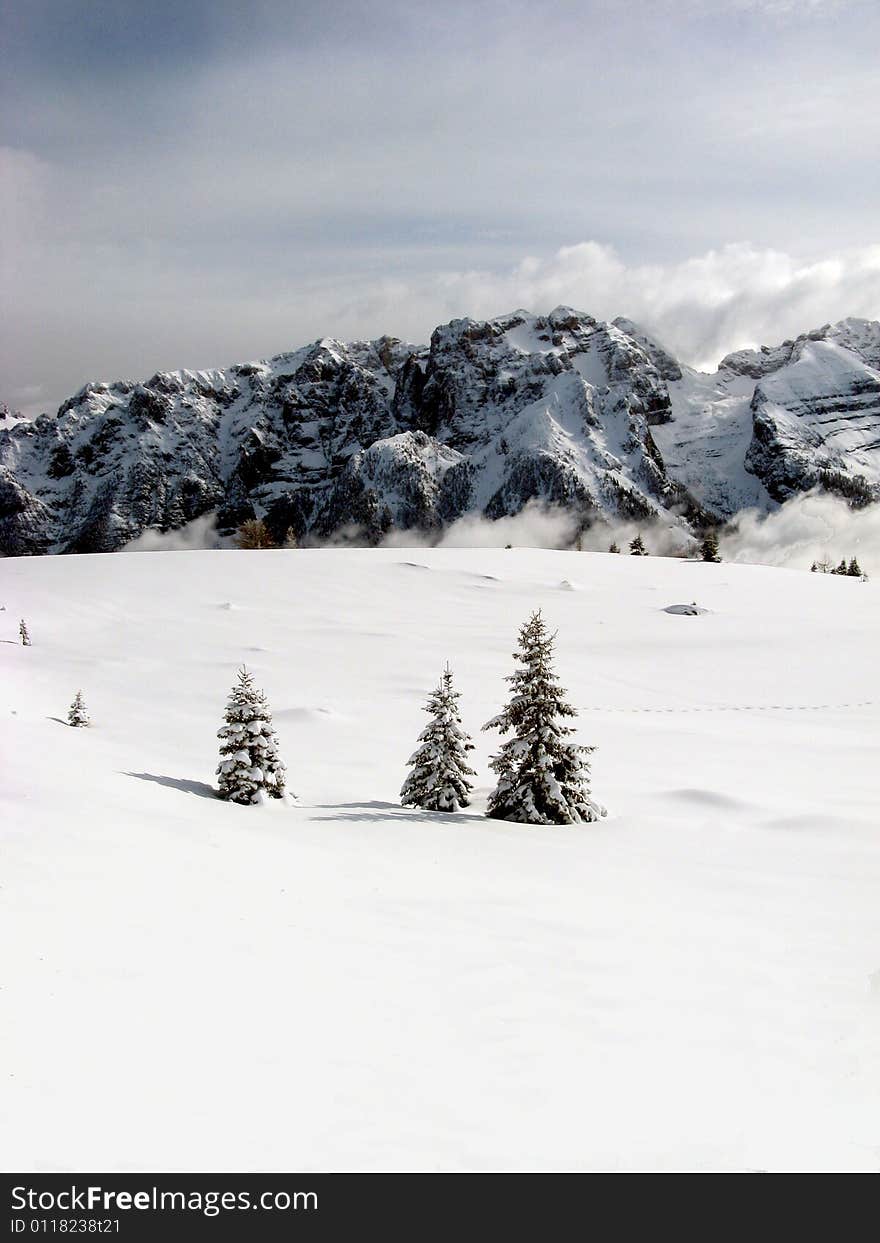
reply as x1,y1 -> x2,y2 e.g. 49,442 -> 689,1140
664,602 -> 709,615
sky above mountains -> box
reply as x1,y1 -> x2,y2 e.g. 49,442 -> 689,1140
3,0 -> 880,415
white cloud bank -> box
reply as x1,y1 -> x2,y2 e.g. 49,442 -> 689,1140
118,491 -> 880,576
721,492 -> 880,571
5,0 -> 880,413
125,513 -> 226,552
4,125 -> 880,409
8,236 -> 880,420
354,241 -> 880,374
382,502 -> 581,550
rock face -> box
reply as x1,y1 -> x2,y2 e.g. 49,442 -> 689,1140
653,317 -> 880,517
2,311 -> 879,554
741,320 -> 880,506
0,309 -> 699,554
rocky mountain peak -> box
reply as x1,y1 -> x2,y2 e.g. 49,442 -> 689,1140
2,310 -> 879,554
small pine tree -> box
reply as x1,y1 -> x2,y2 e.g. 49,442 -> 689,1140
216,667 -> 288,804
811,561 -> 817,572
19,619 -> 30,645
400,665 -> 476,812
68,691 -> 90,727
700,529 -> 721,563
629,534 -> 646,556
483,611 -> 605,825
609,541 -> 620,554
834,558 -> 847,575
236,518 -> 275,550
847,556 -> 862,577
283,526 -> 298,549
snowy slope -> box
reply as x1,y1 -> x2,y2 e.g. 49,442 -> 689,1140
2,548 -> 879,1172
655,318 -> 880,517
653,366 -> 773,515
746,334 -> 880,502
0,403 -> 27,431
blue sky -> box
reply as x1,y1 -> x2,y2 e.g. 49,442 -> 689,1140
3,0 -> 880,413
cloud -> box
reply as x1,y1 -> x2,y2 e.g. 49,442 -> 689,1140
403,241 -> 880,371
381,501 -> 581,550
3,0 -> 880,412
574,516 -> 694,559
721,491 -> 880,570
381,503 -> 700,556
116,488 -> 880,572
6,225 -> 880,420
380,489 -> 880,570
124,513 -> 226,552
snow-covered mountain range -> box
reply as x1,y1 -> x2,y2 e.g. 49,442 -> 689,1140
2,309 -> 879,554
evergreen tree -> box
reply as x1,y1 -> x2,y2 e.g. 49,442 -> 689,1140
400,665 -> 476,812
609,541 -> 620,554
68,691 -> 90,727
283,526 -> 299,549
19,619 -> 30,646
835,558 -> 848,575
700,529 -> 721,562
483,611 -> 605,825
847,556 -> 862,577
629,534 -> 646,556
811,561 -> 817,572
216,667 -> 288,804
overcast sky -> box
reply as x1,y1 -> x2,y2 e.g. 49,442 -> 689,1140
3,0 -> 880,415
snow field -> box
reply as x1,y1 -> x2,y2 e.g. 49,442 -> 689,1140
1,547 -> 879,1171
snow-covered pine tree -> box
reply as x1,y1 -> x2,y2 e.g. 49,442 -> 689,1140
216,667 -> 288,804
483,610 -> 605,825
19,618 -> 30,645
700,529 -> 721,562
68,691 -> 89,727
400,665 -> 476,812
848,556 -> 862,577
629,534 -> 646,556
608,541 -> 620,553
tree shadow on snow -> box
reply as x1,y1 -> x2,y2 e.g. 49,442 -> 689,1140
124,772 -> 218,800
313,799 -> 485,825
47,716 -> 71,726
